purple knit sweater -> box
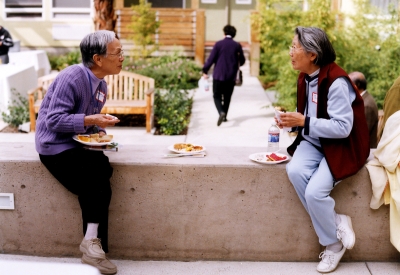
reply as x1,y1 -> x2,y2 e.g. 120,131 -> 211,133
35,64 -> 107,155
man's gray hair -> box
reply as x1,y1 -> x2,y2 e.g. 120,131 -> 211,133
80,30 -> 117,68
295,26 -> 336,66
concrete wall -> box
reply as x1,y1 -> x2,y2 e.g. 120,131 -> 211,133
0,143 -> 399,261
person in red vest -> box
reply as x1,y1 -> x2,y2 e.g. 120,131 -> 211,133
277,27 -> 370,273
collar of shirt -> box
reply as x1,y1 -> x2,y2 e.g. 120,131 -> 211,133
225,35 -> 232,38
83,66 -> 103,96
360,90 -> 367,97
305,68 -> 320,82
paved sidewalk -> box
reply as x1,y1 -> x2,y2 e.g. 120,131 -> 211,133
1,63 -> 399,274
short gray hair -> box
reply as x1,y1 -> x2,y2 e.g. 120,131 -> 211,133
295,26 -> 336,66
80,30 -> 117,68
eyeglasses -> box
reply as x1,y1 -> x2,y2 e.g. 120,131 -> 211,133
106,50 -> 125,59
289,45 -> 303,52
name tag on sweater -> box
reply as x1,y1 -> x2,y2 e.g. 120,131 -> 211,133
312,92 -> 318,104
96,91 -> 106,103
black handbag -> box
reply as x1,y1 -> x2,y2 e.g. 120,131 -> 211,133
235,68 -> 243,86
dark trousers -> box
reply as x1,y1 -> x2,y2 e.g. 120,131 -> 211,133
39,148 -> 113,252
213,79 -> 235,116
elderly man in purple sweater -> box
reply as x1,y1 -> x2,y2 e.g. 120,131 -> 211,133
202,25 -> 245,126
35,30 -> 123,275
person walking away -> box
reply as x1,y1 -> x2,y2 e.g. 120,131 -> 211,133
35,30 -> 123,274
349,71 -> 379,148
278,27 -> 370,273
0,25 -> 14,64
202,24 -> 245,126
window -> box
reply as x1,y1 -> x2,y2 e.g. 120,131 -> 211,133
51,0 -> 91,19
370,0 -> 398,14
124,0 -> 185,8
5,0 -> 43,19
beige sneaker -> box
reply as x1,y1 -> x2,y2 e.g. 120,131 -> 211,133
80,238 -> 106,259
82,253 -> 117,275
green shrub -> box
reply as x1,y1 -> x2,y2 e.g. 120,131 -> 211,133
254,0 -> 399,110
128,0 -> 160,58
1,90 -> 29,127
154,89 -> 192,135
48,50 -> 81,71
124,53 -> 201,135
123,52 -> 202,90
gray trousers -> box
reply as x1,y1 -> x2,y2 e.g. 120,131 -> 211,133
0,54 -> 9,64
286,140 -> 340,246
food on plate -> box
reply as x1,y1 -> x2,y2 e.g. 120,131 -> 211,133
173,143 -> 203,152
98,135 -> 113,143
77,135 -> 91,142
76,133 -> 113,143
266,153 -> 287,161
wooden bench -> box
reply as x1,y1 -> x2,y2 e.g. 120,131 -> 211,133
28,70 -> 155,133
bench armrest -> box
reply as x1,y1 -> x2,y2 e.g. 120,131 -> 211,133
28,86 -> 43,96
145,88 -> 155,96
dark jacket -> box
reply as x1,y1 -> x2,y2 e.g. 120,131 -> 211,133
202,37 -> 245,82
288,62 -> 370,181
0,27 -> 14,56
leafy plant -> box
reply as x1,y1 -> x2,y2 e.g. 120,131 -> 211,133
123,52 -> 200,135
1,90 -> 30,127
154,89 -> 192,135
48,50 -> 81,71
123,52 -> 202,90
128,0 -> 161,58
254,0 -> 399,110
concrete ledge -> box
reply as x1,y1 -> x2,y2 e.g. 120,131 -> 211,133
0,143 -> 399,262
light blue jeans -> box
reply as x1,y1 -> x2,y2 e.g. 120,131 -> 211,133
286,140 -> 339,246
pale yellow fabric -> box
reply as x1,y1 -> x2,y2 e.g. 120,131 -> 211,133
366,110 -> 400,251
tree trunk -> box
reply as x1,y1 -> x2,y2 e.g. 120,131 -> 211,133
94,0 -> 116,31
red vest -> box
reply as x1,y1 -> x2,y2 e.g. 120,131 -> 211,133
287,62 -> 370,181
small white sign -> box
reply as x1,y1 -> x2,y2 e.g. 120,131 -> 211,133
236,0 -> 252,4
201,0 -> 217,3
0,193 -> 15,210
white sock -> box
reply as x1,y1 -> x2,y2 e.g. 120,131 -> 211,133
84,223 -> 99,240
326,241 -> 343,253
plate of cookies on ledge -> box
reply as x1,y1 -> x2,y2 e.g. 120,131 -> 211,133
168,143 -> 206,154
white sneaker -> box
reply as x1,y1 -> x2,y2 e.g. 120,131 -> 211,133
316,246 -> 346,273
336,214 -> 356,249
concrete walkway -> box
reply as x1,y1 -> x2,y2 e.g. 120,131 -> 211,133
1,63 -> 399,274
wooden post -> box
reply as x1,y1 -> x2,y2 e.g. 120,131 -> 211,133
115,0 -> 123,9
331,0 -> 340,11
191,0 -> 199,9
250,11 -> 260,76
195,9 -> 205,66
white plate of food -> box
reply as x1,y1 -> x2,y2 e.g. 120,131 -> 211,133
73,134 -> 114,146
249,152 -> 290,164
168,143 -> 206,154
